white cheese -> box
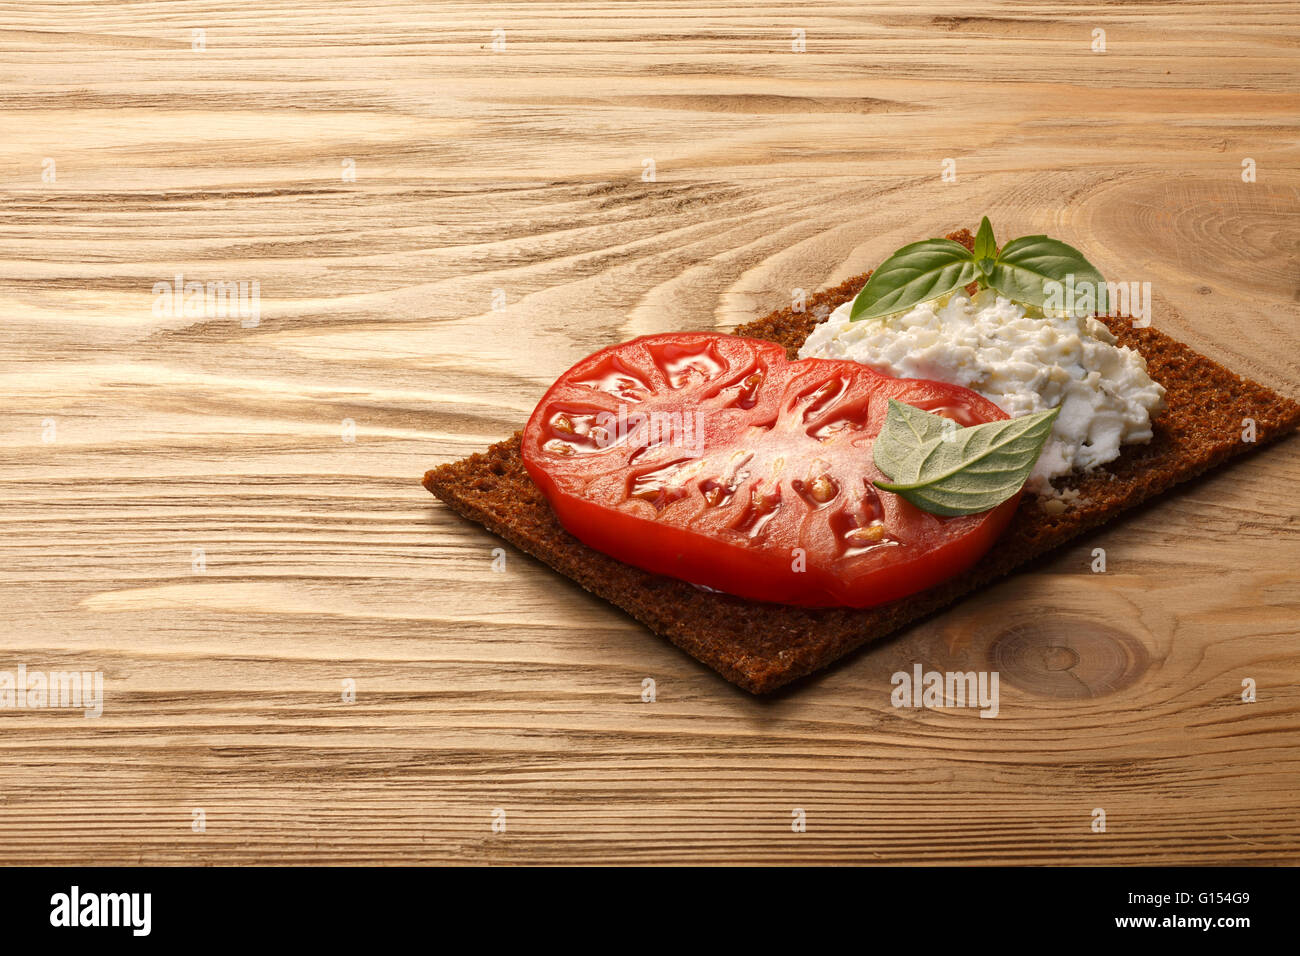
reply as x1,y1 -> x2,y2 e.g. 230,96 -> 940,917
797,288 -> 1166,493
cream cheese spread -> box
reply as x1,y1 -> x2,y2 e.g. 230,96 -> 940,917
797,288 -> 1166,493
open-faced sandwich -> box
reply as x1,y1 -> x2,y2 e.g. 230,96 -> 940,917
424,221 -> 1300,693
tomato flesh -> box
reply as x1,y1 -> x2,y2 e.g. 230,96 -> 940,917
521,333 -> 1019,608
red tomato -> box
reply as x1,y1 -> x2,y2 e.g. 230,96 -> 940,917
521,333 -> 1019,608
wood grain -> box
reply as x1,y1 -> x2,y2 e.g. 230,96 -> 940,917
1,1 -> 1297,865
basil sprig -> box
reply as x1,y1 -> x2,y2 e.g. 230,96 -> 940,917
849,217 -> 1106,321
872,400 -> 1059,516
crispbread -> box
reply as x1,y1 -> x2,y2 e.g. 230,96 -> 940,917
423,235 -> 1300,693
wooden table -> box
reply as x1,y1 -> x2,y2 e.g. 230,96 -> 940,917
2,2 -> 1297,865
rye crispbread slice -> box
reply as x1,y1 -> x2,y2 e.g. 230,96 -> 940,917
423,237 -> 1300,694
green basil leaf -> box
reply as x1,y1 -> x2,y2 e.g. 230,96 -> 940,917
849,238 -> 977,322
987,235 -> 1107,316
871,399 -> 956,483
873,403 -> 1059,516
972,216 -> 996,275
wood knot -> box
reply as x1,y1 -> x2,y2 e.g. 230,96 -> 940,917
986,618 -> 1149,699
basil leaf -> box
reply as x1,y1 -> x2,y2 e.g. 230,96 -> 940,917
972,216 -> 996,275
987,235 -> 1107,316
849,238 -> 977,322
873,403 -> 1059,516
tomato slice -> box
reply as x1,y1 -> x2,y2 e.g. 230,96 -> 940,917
521,332 -> 1019,608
